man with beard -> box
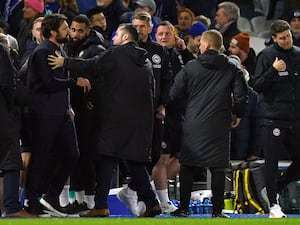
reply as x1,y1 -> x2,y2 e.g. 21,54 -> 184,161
24,13 -> 91,217
60,14 -> 106,213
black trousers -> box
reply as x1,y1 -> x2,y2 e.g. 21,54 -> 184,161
262,120 -> 300,205
70,109 -> 96,195
179,165 -> 225,214
3,171 -> 22,214
94,155 -> 158,209
25,113 -> 79,205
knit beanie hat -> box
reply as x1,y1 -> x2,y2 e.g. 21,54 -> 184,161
25,0 -> 45,14
230,32 -> 250,53
188,22 -> 207,37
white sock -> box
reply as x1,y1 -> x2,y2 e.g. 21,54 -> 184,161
150,180 -> 159,201
75,190 -> 85,204
59,185 -> 70,207
84,194 -> 95,209
126,186 -> 137,196
69,190 -> 75,204
156,189 -> 170,203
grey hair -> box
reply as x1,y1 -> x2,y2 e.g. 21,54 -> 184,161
218,1 -> 240,21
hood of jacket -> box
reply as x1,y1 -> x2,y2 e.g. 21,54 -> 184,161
197,49 -> 229,70
119,41 -> 149,67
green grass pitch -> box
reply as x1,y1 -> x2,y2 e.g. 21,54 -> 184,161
1,218 -> 300,225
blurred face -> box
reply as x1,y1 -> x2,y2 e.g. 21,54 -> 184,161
112,26 -> 125,45
70,21 -> 90,42
272,29 -> 293,50
215,8 -> 229,27
178,11 -> 193,31
90,13 -> 107,31
32,21 -> 42,44
155,25 -> 175,48
23,3 -> 40,20
55,21 -> 70,44
187,35 -> 201,54
228,44 -> 241,57
290,18 -> 300,33
199,37 -> 209,54
132,18 -> 152,42
96,0 -> 112,7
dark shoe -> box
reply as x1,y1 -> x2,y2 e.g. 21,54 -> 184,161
39,196 -> 67,217
61,201 -> 89,214
212,212 -> 230,218
6,209 -> 38,218
79,208 -> 110,217
25,200 -> 50,217
170,208 -> 190,217
139,205 -> 161,217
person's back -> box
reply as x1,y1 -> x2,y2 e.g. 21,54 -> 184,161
170,29 -> 248,218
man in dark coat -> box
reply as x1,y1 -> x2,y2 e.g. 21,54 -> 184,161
249,20 -> 300,218
48,23 -> 161,217
60,14 -> 106,213
24,14 -> 90,217
0,40 -> 34,217
170,29 -> 248,218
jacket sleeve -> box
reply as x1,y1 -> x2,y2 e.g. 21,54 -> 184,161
0,46 -> 14,107
232,69 -> 248,118
158,48 -> 173,106
64,50 -> 111,80
31,49 -> 76,93
170,67 -> 187,102
249,51 -> 277,93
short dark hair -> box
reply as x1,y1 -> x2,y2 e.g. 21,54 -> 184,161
41,13 -> 68,39
156,21 -> 174,33
119,23 -> 139,42
72,14 -> 90,27
270,20 -> 291,37
86,7 -> 103,21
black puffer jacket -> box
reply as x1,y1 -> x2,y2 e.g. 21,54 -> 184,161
0,44 -> 22,171
65,42 -> 154,163
170,50 -> 248,167
249,43 -> 300,120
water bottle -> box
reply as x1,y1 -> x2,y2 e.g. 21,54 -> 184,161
203,198 -> 213,214
189,200 -> 194,214
195,199 -> 203,214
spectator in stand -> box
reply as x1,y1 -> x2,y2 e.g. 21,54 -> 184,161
87,7 -> 110,48
175,8 -> 195,39
194,15 -> 211,28
287,9 -> 300,47
186,22 -> 207,57
215,1 -> 240,53
17,0 -> 44,62
178,0 -> 217,26
121,0 -> 160,41
228,32 -> 262,161
154,0 -> 178,25
57,0 -> 79,25
96,0 -> 131,39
